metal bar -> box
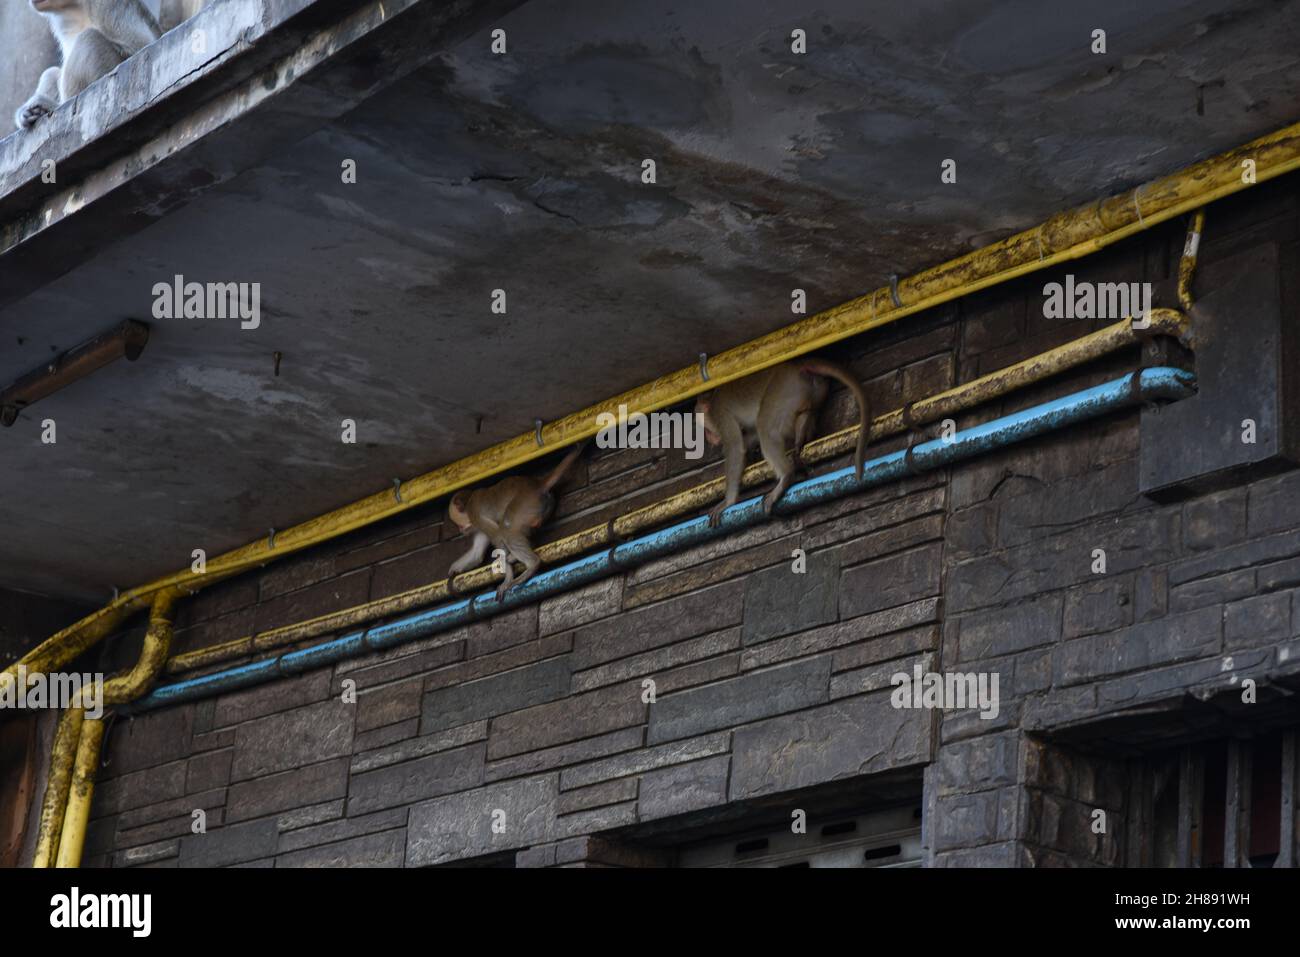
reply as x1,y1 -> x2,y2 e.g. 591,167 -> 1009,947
1240,740 -> 1253,868
1191,750 -> 1204,869
1222,738 -> 1242,868
1177,747 -> 1195,867
1125,764 -> 1139,868
125,368 -> 1196,713
1281,731 -> 1296,869
1126,760 -> 1149,867
0,319 -> 148,427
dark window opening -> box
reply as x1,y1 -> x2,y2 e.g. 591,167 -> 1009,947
1134,729 -> 1297,868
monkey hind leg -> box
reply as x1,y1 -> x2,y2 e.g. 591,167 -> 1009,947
60,29 -> 128,100
708,416 -> 747,528
791,409 -> 816,472
494,547 -> 516,600
757,425 -> 798,516
496,533 -> 542,599
762,473 -> 798,516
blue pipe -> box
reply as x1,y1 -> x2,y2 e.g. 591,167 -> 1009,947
127,367 -> 1195,713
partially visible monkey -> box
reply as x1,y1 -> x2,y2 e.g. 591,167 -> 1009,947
159,0 -> 208,33
696,358 -> 871,527
15,0 -> 162,132
447,443 -> 586,599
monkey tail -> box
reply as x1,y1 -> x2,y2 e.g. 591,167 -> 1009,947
799,358 -> 871,480
539,441 -> 586,494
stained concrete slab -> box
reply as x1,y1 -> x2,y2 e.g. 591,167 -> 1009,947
1,0 -> 1299,600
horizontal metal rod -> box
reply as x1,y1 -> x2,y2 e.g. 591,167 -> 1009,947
0,319 -> 148,427
125,367 -> 1195,713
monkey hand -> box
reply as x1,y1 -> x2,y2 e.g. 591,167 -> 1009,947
15,94 -> 56,131
762,487 -> 784,515
707,503 -> 727,528
495,581 -> 512,602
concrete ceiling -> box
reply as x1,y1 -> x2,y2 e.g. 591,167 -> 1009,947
2,0 -> 1299,602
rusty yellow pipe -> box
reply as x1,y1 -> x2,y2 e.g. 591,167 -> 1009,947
31,706 -> 84,868
103,592 -> 177,705
11,121 -> 1289,686
167,309 -> 1190,677
32,593 -> 176,869
859,308 -> 1190,443
1179,208 -> 1207,311
53,715 -> 104,869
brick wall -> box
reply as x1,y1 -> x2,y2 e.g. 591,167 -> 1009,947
80,176 -> 1300,867
0,586 -> 92,669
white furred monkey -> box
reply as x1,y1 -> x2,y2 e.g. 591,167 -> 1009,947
15,0 -> 162,131
159,0 -> 207,32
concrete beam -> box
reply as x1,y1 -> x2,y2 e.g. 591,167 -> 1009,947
0,0 -> 524,308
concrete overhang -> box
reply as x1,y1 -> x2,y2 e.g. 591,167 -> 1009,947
1,0 -> 1298,601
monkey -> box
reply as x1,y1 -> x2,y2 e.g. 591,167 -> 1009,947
159,0 -> 207,33
15,0 -> 162,132
696,358 -> 871,527
446,443 -> 585,600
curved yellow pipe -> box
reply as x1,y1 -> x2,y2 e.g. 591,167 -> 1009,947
9,120 -> 1288,692
35,594 -> 176,868
103,592 -> 177,705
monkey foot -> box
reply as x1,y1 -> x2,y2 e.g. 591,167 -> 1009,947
17,102 -> 54,130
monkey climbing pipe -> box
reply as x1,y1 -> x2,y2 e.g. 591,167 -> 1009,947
39,366 -> 1198,866
3,116 -> 1281,683
165,309 -> 1193,678
23,201 -> 1208,866
26,287 -> 1205,865
121,367 -> 1196,714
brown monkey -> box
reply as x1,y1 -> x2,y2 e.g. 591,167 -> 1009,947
447,443 -> 585,599
696,358 -> 870,527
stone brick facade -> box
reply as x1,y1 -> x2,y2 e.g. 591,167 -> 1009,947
79,176 -> 1300,867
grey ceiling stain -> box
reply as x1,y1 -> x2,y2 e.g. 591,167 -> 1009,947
2,0 -> 1298,600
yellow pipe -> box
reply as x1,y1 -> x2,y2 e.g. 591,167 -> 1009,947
11,121 -> 1290,686
31,706 -> 83,868
103,593 -> 177,705
31,593 -> 176,868
1179,208 -> 1207,311
53,716 -> 104,869
167,309 -> 1190,677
